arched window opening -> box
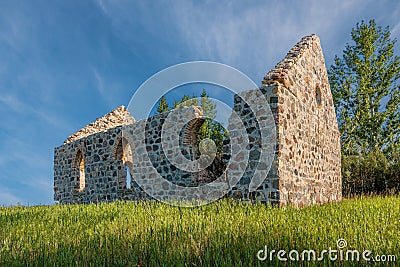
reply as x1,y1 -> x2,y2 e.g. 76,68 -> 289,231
114,137 -> 133,190
316,85 -> 322,107
75,149 -> 85,191
79,157 -> 85,190
126,165 -> 132,189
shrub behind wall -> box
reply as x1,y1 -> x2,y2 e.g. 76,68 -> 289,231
342,150 -> 400,196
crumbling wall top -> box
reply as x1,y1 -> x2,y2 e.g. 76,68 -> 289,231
262,34 -> 322,89
64,106 -> 135,144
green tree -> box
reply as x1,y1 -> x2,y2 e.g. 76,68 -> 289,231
156,95 -> 169,114
173,94 -> 198,108
328,19 -> 399,157
173,90 -> 227,157
159,90 -> 228,176
198,89 -> 217,142
329,20 -> 400,195
197,89 -> 227,157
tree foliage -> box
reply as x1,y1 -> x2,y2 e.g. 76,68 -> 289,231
197,90 -> 228,157
329,20 -> 400,195
328,19 -> 399,158
156,95 -> 169,114
156,89 -> 228,174
173,94 -> 199,108
342,151 -> 400,196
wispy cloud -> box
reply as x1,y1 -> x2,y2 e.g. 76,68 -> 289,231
0,191 -> 24,206
0,93 -> 72,131
0,94 -> 27,112
93,68 -> 106,98
92,67 -> 127,109
96,0 -> 109,15
168,0 -> 399,82
0,133 -> 53,205
391,21 -> 400,38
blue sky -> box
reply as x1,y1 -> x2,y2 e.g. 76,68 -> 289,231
0,0 -> 399,205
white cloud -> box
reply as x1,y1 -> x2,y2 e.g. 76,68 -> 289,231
0,191 -> 24,206
0,94 -> 26,112
168,0 -> 399,82
92,67 -> 125,109
392,21 -> 400,38
0,93 -> 72,131
96,0 -> 109,15
93,68 -> 106,98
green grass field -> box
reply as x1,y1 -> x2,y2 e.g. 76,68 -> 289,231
0,196 -> 399,266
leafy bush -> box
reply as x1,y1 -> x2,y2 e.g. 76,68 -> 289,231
342,150 -> 400,196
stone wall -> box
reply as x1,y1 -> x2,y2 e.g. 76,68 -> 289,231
54,34 -> 341,207
220,35 -> 341,207
54,106 -> 205,204
262,34 -> 342,206
223,90 -> 280,204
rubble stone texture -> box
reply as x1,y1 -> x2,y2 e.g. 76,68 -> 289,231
54,34 -> 341,207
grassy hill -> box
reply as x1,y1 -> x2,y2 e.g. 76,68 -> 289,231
0,196 -> 398,266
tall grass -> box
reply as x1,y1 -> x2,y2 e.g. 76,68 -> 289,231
0,196 -> 399,266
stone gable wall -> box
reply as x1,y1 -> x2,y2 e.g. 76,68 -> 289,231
263,35 -> 341,206
64,106 -> 135,144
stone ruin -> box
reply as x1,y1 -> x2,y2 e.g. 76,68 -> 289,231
54,34 -> 342,207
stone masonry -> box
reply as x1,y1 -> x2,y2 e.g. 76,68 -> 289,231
54,34 -> 341,207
